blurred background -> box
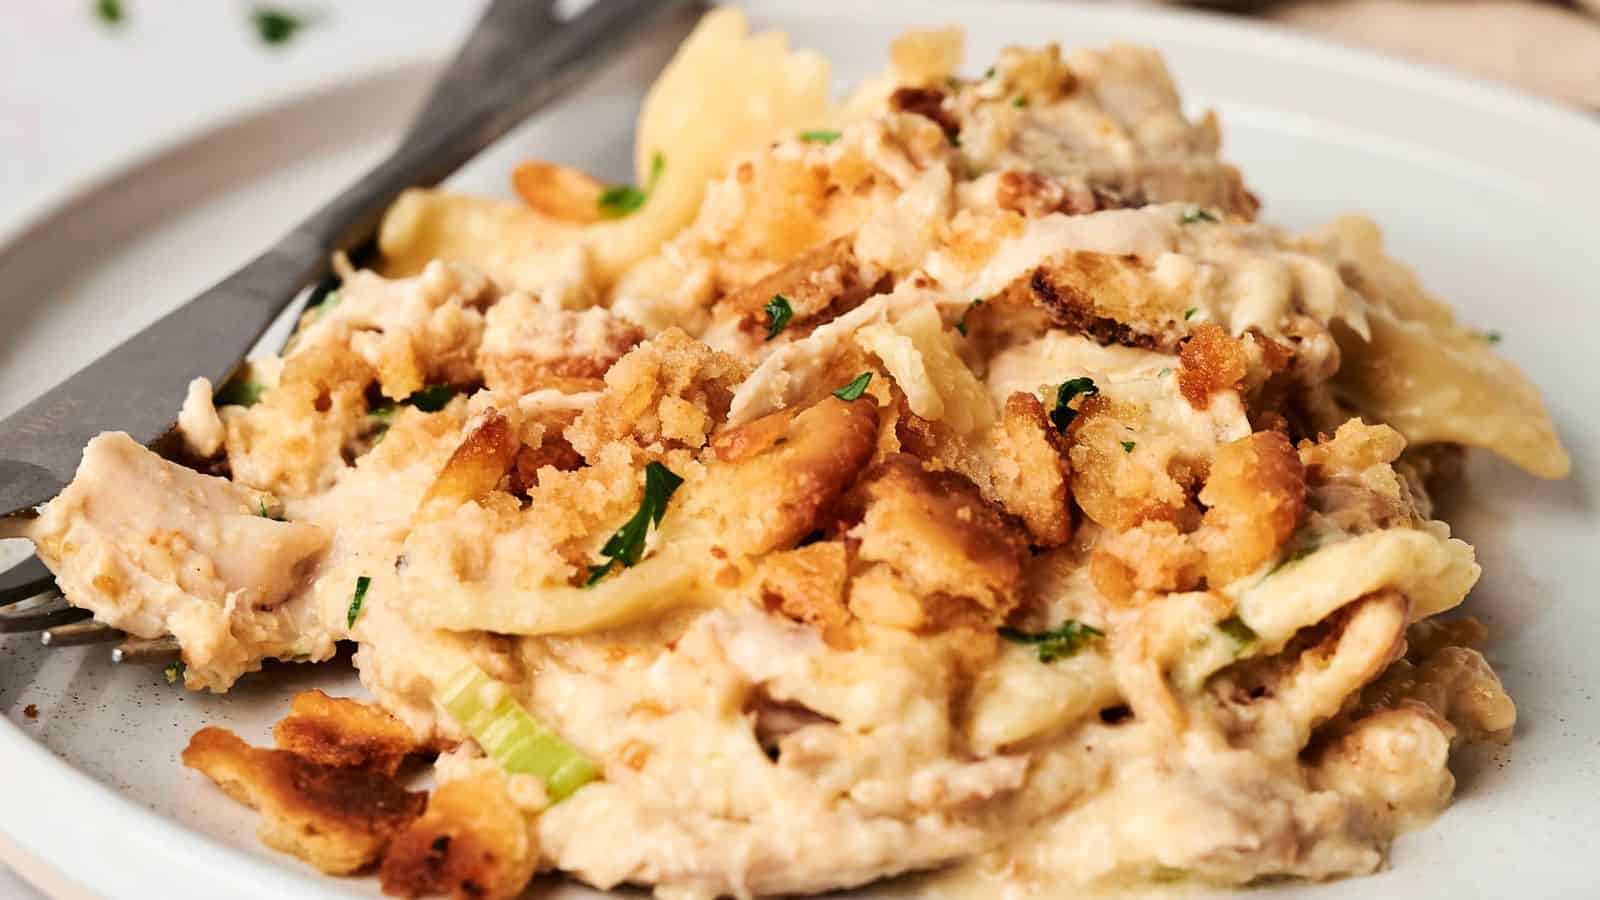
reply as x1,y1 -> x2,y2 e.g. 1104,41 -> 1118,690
2,0 -> 1596,235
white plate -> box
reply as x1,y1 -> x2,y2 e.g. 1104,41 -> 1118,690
2,2 -> 1596,898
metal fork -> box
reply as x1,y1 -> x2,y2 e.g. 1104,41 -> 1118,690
0,0 -> 692,662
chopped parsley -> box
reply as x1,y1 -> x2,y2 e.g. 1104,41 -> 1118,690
310,289 -> 342,323
798,129 -> 842,144
1157,367 -> 1173,378
1184,307 -> 1198,321
1012,95 -> 1028,108
947,131 -> 961,148
257,498 -> 283,521
1000,620 -> 1104,663
598,151 -> 664,219
1217,615 -> 1257,645
955,298 -> 983,336
1473,329 -> 1503,344
983,66 -> 996,79
252,6 -> 311,46
163,660 -> 185,685
763,294 -> 793,340
408,383 -> 455,412
94,0 -> 124,25
1181,207 -> 1219,225
215,378 -> 266,408
1121,440 -> 1136,453
586,462 -> 683,585
1048,377 -> 1099,432
346,575 -> 371,628
832,372 -> 873,402
1266,538 -> 1321,577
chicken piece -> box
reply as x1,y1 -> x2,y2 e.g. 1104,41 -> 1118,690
28,433 -> 330,690
273,690 -> 425,777
688,395 -> 881,557
477,292 -> 643,396
380,768 -> 538,900
223,342 -> 375,497
183,727 -> 425,875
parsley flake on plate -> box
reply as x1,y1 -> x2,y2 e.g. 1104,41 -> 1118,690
252,6 -> 312,46
163,660 -> 185,685
798,129 -> 841,144
832,372 -> 873,402
1048,377 -> 1098,432
1000,620 -> 1104,663
1181,207 -> 1218,224
586,462 -> 683,586
215,378 -> 266,408
94,0 -> 124,26
1217,615 -> 1257,646
764,294 -> 793,340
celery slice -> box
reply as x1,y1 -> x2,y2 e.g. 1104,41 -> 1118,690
437,665 -> 599,802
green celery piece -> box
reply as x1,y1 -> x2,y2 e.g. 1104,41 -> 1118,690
438,665 -> 599,802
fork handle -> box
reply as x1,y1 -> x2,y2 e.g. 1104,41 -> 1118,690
0,0 -> 688,517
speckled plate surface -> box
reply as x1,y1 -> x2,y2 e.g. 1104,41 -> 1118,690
2,2 -> 1597,898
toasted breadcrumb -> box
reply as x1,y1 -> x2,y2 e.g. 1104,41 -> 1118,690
272,690 -> 424,777
379,769 -> 537,900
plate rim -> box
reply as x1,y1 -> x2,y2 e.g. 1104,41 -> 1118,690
3,2 -> 1597,897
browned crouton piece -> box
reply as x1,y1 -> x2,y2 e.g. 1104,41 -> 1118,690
1178,323 -> 1248,410
183,727 -> 425,875
478,294 -> 643,396
567,329 -> 750,460
690,396 -> 881,557
840,455 -> 1030,629
272,690 -> 424,777
421,410 -> 520,507
1089,521 -> 1204,605
758,541 -> 855,649
714,235 -> 886,340
998,252 -> 1192,352
379,769 -> 537,900
1197,431 -> 1305,585
1069,394 -> 1196,531
988,393 -> 1072,546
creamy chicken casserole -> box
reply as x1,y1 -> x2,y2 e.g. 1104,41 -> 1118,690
23,10 -> 1571,900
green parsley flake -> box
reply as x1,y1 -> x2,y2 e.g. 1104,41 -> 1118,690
1048,377 -> 1099,432
947,131 -> 961,148
1184,307 -> 1198,321
1000,620 -> 1104,663
1217,615 -> 1257,645
215,378 -> 266,408
310,289 -> 342,323
94,0 -> 124,25
598,151 -> 665,219
164,660 -> 185,685
799,129 -> 842,144
252,7 -> 310,46
346,575 -> 371,628
1121,440 -> 1136,453
1157,367 -> 1173,378
983,66 -> 996,79
587,462 -> 683,585
408,384 -> 455,412
1266,538 -> 1321,577
1181,208 -> 1219,225
832,372 -> 873,402
956,298 -> 984,337
764,294 -> 794,340
1474,329 -> 1503,344
256,498 -> 283,521
1012,95 -> 1028,108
